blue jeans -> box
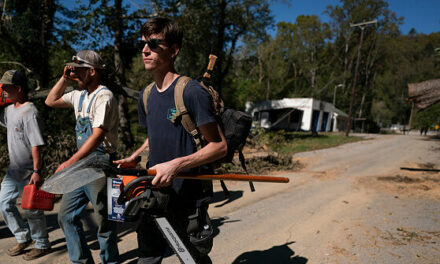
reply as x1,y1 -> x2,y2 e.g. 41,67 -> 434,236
58,176 -> 119,264
0,172 -> 50,249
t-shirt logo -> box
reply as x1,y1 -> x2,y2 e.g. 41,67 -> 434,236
167,107 -> 177,120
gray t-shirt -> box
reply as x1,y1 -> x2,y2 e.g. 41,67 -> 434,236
0,103 -> 45,180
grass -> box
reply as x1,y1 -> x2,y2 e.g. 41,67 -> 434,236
219,131 -> 365,174
278,132 -> 364,154
249,131 -> 365,155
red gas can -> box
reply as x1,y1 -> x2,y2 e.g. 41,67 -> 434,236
21,184 -> 55,211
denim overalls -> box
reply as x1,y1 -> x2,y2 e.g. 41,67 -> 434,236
75,87 -> 108,153
58,87 -> 119,264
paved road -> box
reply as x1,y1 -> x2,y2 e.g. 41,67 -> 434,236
1,134 -> 439,263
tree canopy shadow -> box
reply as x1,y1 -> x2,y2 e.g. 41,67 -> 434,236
211,216 -> 241,238
232,242 -> 308,264
0,204 -> 138,254
0,220 -> 13,239
77,208 -> 137,250
118,248 -> 138,264
211,190 -> 243,207
421,134 -> 440,141
0,211 -> 60,239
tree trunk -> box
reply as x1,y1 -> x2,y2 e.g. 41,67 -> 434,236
215,0 -> 226,95
114,0 -> 133,150
310,50 -> 316,94
358,92 -> 365,118
258,46 -> 263,84
266,77 -> 270,100
39,0 -> 55,88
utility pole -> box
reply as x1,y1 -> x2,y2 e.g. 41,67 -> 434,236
333,84 -> 344,107
345,20 -> 377,137
407,101 -> 414,135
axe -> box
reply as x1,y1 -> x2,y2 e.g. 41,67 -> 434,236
41,153 -> 289,194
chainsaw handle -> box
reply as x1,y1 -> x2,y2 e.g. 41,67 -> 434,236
118,176 -> 155,204
116,168 -> 156,176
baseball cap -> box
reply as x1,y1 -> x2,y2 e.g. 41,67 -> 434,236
66,50 -> 105,69
0,70 -> 27,86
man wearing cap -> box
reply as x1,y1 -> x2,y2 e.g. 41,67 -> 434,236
45,50 -> 120,264
0,70 -> 52,260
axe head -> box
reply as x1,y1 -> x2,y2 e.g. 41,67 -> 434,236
41,153 -> 114,194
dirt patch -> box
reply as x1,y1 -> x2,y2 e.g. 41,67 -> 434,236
310,169 -> 343,181
330,245 -> 351,256
381,227 -> 440,246
377,175 -> 424,183
358,172 -> 440,200
291,156 -> 312,167
401,162 -> 439,172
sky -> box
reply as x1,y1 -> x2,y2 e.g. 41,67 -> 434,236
61,0 -> 440,35
270,0 -> 440,35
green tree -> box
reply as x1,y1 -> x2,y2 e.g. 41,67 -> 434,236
325,0 -> 403,124
276,16 -> 332,97
64,0 -> 154,150
174,0 -> 274,96
0,0 -> 58,87
230,15 -> 332,107
413,102 -> 440,130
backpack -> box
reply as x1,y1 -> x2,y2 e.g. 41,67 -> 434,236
142,75 -> 254,194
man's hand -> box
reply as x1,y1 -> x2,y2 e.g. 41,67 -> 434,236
55,160 -> 75,173
63,66 -> 80,83
29,172 -> 43,187
113,155 -> 141,168
150,159 -> 180,187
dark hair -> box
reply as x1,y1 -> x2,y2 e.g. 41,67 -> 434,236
14,70 -> 28,95
141,17 -> 183,48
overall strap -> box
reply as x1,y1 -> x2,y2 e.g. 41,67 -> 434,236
77,90 -> 88,113
143,82 -> 156,116
86,87 -> 109,114
169,76 -> 203,150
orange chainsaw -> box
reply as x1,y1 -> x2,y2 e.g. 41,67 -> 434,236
0,84 -> 13,106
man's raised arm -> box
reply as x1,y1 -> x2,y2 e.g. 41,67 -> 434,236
45,66 -> 74,108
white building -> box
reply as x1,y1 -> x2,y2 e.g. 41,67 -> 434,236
245,98 -> 348,132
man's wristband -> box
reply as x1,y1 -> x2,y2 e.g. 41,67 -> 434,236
33,169 -> 41,174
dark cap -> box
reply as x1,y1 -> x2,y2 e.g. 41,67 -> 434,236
0,70 -> 27,86
66,50 -> 105,69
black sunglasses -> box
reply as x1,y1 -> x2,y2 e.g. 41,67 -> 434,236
139,38 -> 166,51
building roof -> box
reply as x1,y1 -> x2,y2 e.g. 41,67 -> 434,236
245,97 -> 348,117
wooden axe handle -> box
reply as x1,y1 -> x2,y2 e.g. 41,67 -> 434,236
203,54 -> 218,79
177,173 -> 289,183
117,168 -> 289,183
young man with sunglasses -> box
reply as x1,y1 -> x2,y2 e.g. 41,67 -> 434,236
0,70 -> 52,261
45,50 -> 120,264
114,17 -> 227,264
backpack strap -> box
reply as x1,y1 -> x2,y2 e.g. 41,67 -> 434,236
142,76 -> 203,150
170,76 -> 204,150
171,77 -> 231,196
238,149 -> 255,192
142,82 -> 156,116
